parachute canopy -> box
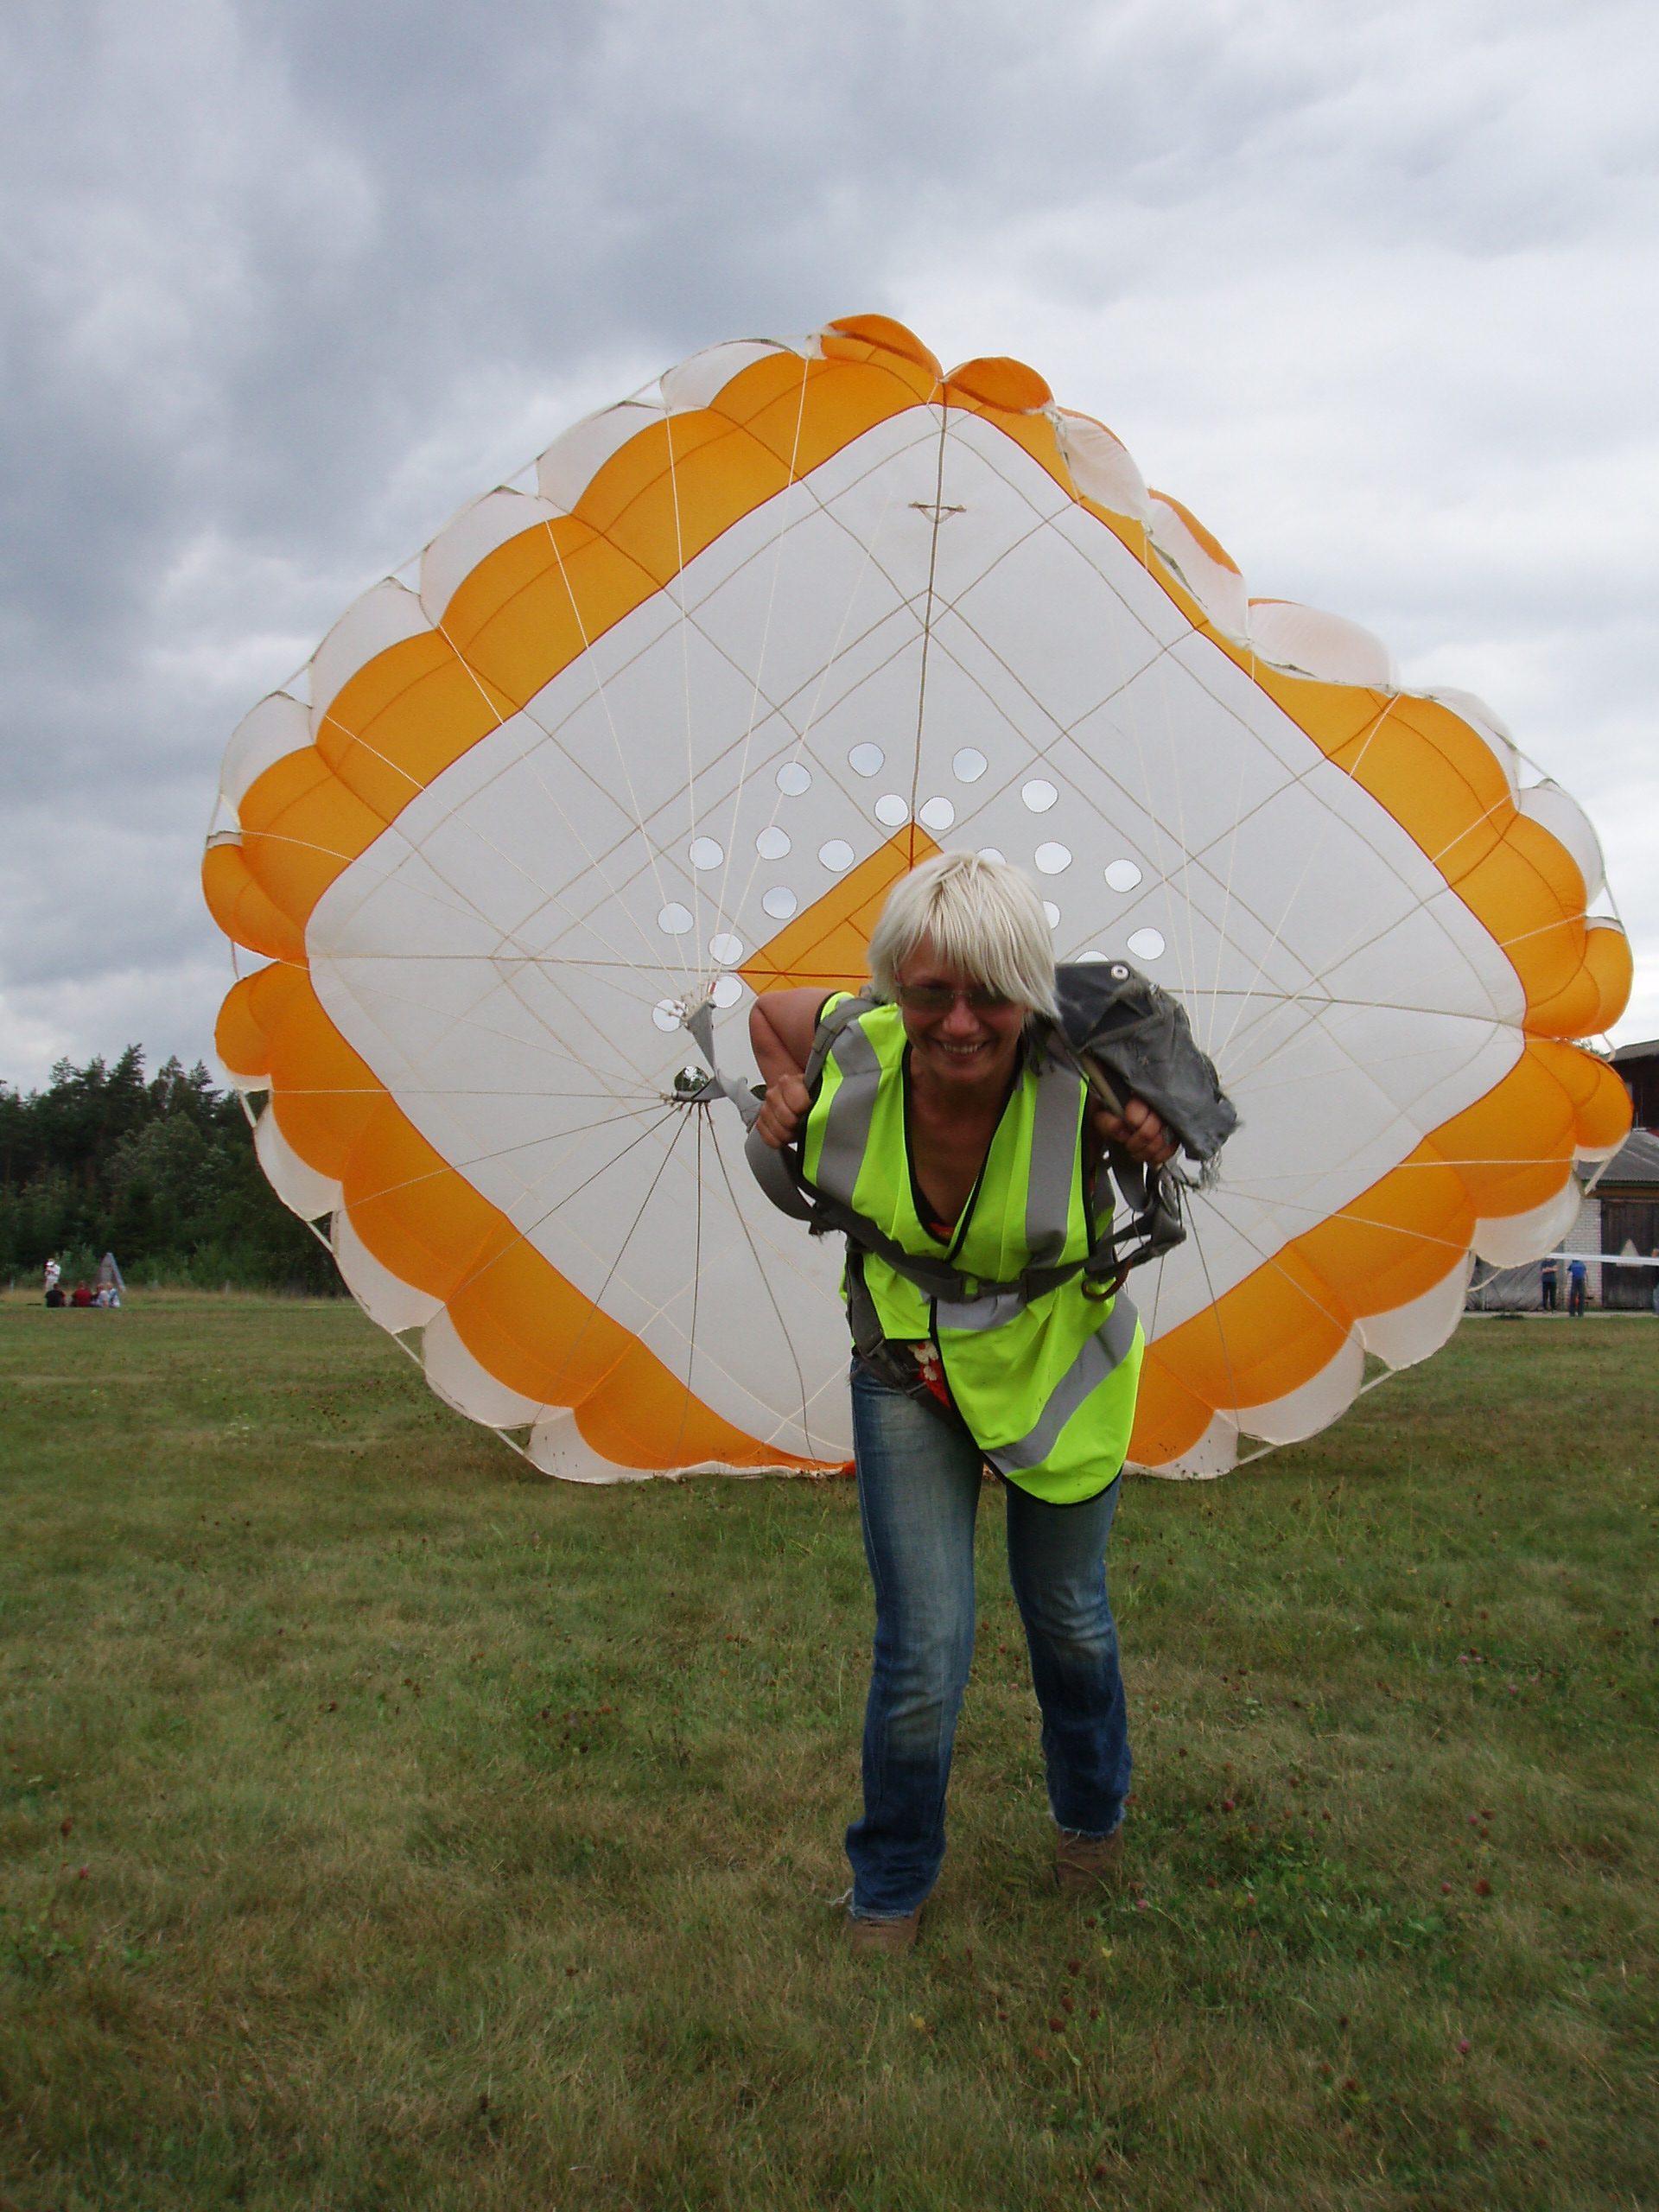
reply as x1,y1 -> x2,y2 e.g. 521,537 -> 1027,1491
204,315 -> 1631,1481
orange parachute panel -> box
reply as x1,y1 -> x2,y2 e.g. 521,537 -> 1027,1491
317,631 -> 515,821
202,843 -> 306,965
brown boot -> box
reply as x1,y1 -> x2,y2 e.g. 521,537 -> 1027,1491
1055,1824 -> 1125,1896
842,1908 -> 921,1958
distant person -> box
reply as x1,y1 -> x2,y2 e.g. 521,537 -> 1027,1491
44,1282 -> 65,1309
69,1281 -> 93,1309
1540,1257 -> 1558,1312
42,1256 -> 60,1300
1567,1256 -> 1588,1319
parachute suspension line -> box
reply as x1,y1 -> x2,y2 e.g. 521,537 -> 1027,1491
1201,683 -> 1262,1061
1067,543 -> 1230,1018
537,518 -> 686,982
307,900 -> 666,1090
1090,585 -> 1249,1057
728,473 -> 904,936
1185,1176 -> 1460,1467
302,1120 -> 690,1240
1114,607 -> 1204,1020
245,816 -> 643,1024
713,353 -> 813,962
1161,652 -> 1206,1026
1132,588 -> 1211,1021
433,613 -> 508,737
1266,689 -> 1528,1026
1099,632 -> 1455,1093
1082,551 -> 1215,1013
421,603 -> 690,994
1217,998 -> 1492,1116
1179,1198 -> 1246,1470
461,1103 -> 683,1291
1211,691 -> 1402,1067
663,406 -> 704,988
1190,1177 -> 1553,1265
674,1109 -> 705,1460
243,817 -> 671,1107
907,404 -> 953,849
531,1104 -> 693,1413
406,1103 -> 691,1468
707,1114 -> 815,1459
1146,1245 -> 1168,1344
1191,1182 -> 1370,1337
378,1102 -> 673,1199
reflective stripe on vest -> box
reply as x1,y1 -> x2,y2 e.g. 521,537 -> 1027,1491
985,1287 -> 1140,1475
801,997 -> 1143,1503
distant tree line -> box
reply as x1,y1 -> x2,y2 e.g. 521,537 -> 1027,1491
0,1048 -> 340,1294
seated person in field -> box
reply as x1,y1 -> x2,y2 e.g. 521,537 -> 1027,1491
44,1283 -> 65,1309
70,1281 -> 93,1308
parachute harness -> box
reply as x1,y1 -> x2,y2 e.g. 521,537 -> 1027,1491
683,962 -> 1238,1322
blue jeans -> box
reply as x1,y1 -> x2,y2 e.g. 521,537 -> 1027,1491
845,1359 -> 1131,1919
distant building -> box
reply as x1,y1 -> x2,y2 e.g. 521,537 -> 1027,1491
1459,1048 -> 1659,1313
1593,1126 -> 1659,1312
1612,1038 -> 1659,1132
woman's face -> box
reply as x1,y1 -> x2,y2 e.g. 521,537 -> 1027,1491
892,933 -> 1028,1095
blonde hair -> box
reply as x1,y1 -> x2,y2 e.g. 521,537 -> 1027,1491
867,851 -> 1058,1018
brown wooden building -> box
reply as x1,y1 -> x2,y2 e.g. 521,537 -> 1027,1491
1612,1038 -> 1659,1132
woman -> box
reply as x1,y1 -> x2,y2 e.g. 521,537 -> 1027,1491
749,852 -> 1174,1955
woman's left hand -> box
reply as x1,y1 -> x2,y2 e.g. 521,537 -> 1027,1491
1090,1095 -> 1179,1166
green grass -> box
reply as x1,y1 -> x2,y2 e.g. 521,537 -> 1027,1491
0,1295 -> 1654,2211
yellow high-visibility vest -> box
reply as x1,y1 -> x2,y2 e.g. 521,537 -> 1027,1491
800,995 -> 1143,1504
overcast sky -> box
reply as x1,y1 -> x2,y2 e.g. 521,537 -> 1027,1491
3,0 -> 1655,1090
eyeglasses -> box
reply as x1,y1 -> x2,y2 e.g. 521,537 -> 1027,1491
894,981 -> 1015,1015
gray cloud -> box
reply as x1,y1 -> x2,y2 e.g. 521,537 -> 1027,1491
2,0 -> 1656,1083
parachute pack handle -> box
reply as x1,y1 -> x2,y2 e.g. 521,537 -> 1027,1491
1048,961 -> 1237,1166
685,1001 -> 765,1130
1043,957 -> 1236,1280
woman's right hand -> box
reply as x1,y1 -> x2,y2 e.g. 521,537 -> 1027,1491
753,1069 -> 811,1150
749,988 -> 828,1149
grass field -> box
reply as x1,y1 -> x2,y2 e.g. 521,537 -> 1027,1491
0,1294 -> 1654,2211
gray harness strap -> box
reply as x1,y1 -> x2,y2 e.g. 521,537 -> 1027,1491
741,992 -> 873,1227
